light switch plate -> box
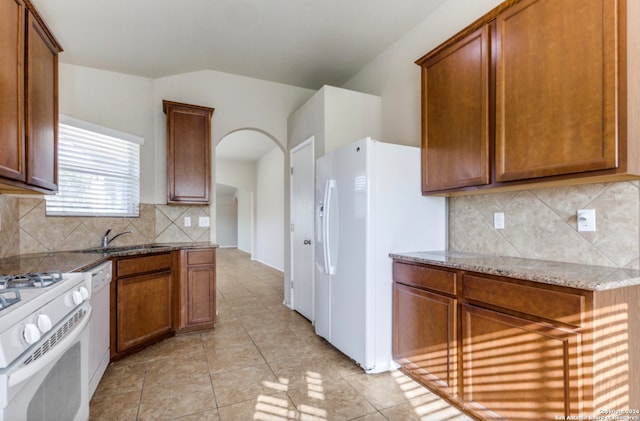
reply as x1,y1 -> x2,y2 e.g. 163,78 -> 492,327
199,216 -> 210,227
184,216 -> 191,227
493,212 -> 505,230
577,209 -> 596,232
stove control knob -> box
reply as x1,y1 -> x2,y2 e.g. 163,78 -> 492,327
79,286 -> 89,301
23,324 -> 41,345
37,314 -> 53,333
71,290 -> 83,306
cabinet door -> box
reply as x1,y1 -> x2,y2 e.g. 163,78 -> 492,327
164,101 -> 214,204
419,25 -> 491,193
462,304 -> 582,420
116,271 -> 173,353
393,283 -> 458,396
25,10 -> 58,191
495,0 -> 618,182
187,264 -> 216,326
0,0 -> 25,182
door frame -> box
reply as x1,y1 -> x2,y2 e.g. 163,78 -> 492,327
289,136 -> 315,320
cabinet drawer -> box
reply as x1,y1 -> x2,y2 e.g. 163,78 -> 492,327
187,249 -> 215,265
463,274 -> 585,326
116,253 -> 173,277
393,262 -> 456,295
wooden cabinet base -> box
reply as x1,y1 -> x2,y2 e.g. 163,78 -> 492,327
111,252 -> 174,361
462,304 -> 582,420
176,248 -> 217,333
393,282 -> 458,397
392,259 -> 640,420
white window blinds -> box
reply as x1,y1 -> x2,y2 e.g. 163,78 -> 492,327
45,116 -> 142,217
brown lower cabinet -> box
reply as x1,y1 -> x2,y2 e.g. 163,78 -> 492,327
110,248 -> 217,360
393,283 -> 458,397
176,248 -> 217,333
393,260 -> 640,420
111,252 -> 174,359
462,304 -> 582,420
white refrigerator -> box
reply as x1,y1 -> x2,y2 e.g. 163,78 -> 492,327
315,137 -> 446,373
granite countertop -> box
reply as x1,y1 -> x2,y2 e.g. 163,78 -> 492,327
0,242 -> 218,275
389,250 -> 640,291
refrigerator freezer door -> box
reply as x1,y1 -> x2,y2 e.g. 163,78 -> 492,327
329,139 -> 369,367
314,153 -> 331,340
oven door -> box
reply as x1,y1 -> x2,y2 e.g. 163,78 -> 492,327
0,303 -> 91,421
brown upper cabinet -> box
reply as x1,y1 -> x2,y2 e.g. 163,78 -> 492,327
417,0 -> 639,195
0,0 -> 61,194
163,100 -> 214,204
419,26 -> 491,192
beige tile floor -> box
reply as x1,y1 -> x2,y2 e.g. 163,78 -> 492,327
89,248 -> 472,420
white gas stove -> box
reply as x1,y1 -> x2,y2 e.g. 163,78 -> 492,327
0,271 -> 89,368
0,270 -> 92,421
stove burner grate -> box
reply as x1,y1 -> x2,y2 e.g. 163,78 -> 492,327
0,271 -> 63,291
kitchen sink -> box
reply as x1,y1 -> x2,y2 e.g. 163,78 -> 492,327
78,244 -> 173,254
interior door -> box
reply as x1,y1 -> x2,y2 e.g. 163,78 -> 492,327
290,138 -> 315,321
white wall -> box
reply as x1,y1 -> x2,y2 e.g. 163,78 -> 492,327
60,63 -> 313,207
58,63 -> 157,203
323,86 -> 381,154
215,157 -> 260,255
152,70 -> 313,207
255,147 -> 285,270
216,193 -> 238,247
284,85 -> 381,307
343,0 -> 503,147
236,189 -> 253,254
59,64 -> 313,251
286,85 -> 381,157
153,70 -> 312,245
287,89 -> 325,157
216,158 -> 257,193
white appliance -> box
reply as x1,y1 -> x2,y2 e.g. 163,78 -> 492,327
87,261 -> 112,398
315,137 -> 446,373
0,271 -> 92,421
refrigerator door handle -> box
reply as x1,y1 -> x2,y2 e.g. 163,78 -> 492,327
324,179 -> 337,275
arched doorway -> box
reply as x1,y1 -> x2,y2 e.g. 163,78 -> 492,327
215,129 -> 285,271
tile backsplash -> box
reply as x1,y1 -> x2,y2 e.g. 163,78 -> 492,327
449,181 -> 640,269
3,180 -> 640,269
0,196 -> 210,257
0,196 -> 19,258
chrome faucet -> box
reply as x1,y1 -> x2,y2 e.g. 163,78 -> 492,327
102,229 -> 133,248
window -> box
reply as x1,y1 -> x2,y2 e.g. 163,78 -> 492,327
45,116 -> 143,217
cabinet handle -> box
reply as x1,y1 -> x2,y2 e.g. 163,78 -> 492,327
303,240 -> 311,245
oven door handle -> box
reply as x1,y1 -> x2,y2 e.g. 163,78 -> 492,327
8,306 -> 92,387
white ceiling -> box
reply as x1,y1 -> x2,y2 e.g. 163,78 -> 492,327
31,0 -> 446,90
216,130 -> 277,161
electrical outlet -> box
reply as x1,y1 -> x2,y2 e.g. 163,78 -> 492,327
199,216 -> 210,227
577,209 -> 596,232
493,212 -> 505,230
184,216 -> 191,227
